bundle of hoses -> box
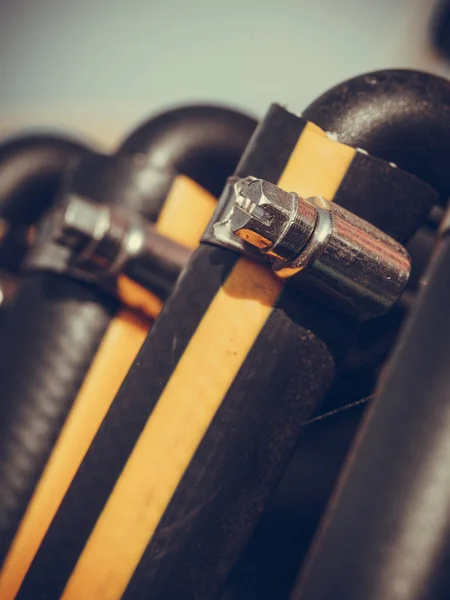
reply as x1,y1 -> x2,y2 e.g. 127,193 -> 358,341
0,67 -> 439,600
291,74 -> 450,600
228,69 -> 450,600
0,68 -> 449,600
0,106 -> 256,599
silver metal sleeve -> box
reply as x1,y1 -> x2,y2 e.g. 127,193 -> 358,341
274,196 -> 411,320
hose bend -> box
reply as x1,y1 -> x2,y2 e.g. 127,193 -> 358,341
0,133 -> 91,226
294,69 -> 450,600
304,69 -> 450,243
0,106 -> 255,571
117,104 -> 257,197
305,69 -> 450,197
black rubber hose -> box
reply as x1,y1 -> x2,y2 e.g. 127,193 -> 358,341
0,275 -> 116,562
0,153 -> 176,564
0,134 -> 92,276
17,104 -> 435,600
221,401 -> 368,600
294,228 -> 450,600
117,104 -> 257,197
225,70 -> 450,600
0,108 -> 256,566
301,70 -> 450,395
304,69 -> 450,203
0,151 -> 182,565
290,70 -> 450,600
224,213 -> 438,600
0,133 -> 91,226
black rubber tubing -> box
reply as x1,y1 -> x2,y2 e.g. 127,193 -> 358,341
293,70 -> 450,600
20,100 -> 435,600
304,69 -> 450,204
117,104 -> 257,198
0,107 -> 256,566
294,230 -> 450,600
225,69 -> 450,600
0,133 -> 91,226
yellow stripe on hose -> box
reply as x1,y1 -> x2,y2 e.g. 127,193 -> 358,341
61,122 -> 356,600
0,311 -> 148,600
278,125 -> 354,195
63,259 -> 282,600
156,175 -> 217,247
0,175 -> 216,600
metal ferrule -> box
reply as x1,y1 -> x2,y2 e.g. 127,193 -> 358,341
26,195 -> 191,316
206,177 -> 411,321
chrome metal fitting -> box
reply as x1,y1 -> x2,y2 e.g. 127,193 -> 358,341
231,179 -> 318,261
26,195 -> 191,317
204,177 -> 411,320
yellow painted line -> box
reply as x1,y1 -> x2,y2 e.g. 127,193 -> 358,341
61,121 -> 356,600
0,175 -> 216,600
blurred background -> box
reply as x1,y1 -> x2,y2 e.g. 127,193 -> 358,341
0,0 -> 447,148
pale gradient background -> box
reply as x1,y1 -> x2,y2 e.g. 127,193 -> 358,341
0,0 -> 448,149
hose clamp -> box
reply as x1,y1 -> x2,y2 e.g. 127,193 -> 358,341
203,177 -> 411,320
26,196 -> 191,318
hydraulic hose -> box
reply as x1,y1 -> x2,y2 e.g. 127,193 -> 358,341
303,69 -> 450,204
228,69 -> 450,598
0,106 -> 256,600
0,133 -> 91,226
0,134 -> 92,304
15,99 -> 436,600
117,104 -> 256,197
292,73 -> 450,600
294,222 -> 450,600
0,153 -> 151,566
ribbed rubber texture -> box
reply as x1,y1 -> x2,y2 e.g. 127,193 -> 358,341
0,105 -> 254,576
0,274 -> 115,565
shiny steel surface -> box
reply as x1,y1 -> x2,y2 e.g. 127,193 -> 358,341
229,178 -> 411,320
26,195 -> 191,313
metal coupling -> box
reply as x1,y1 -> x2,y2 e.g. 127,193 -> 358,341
26,195 -> 191,317
207,177 -> 411,320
